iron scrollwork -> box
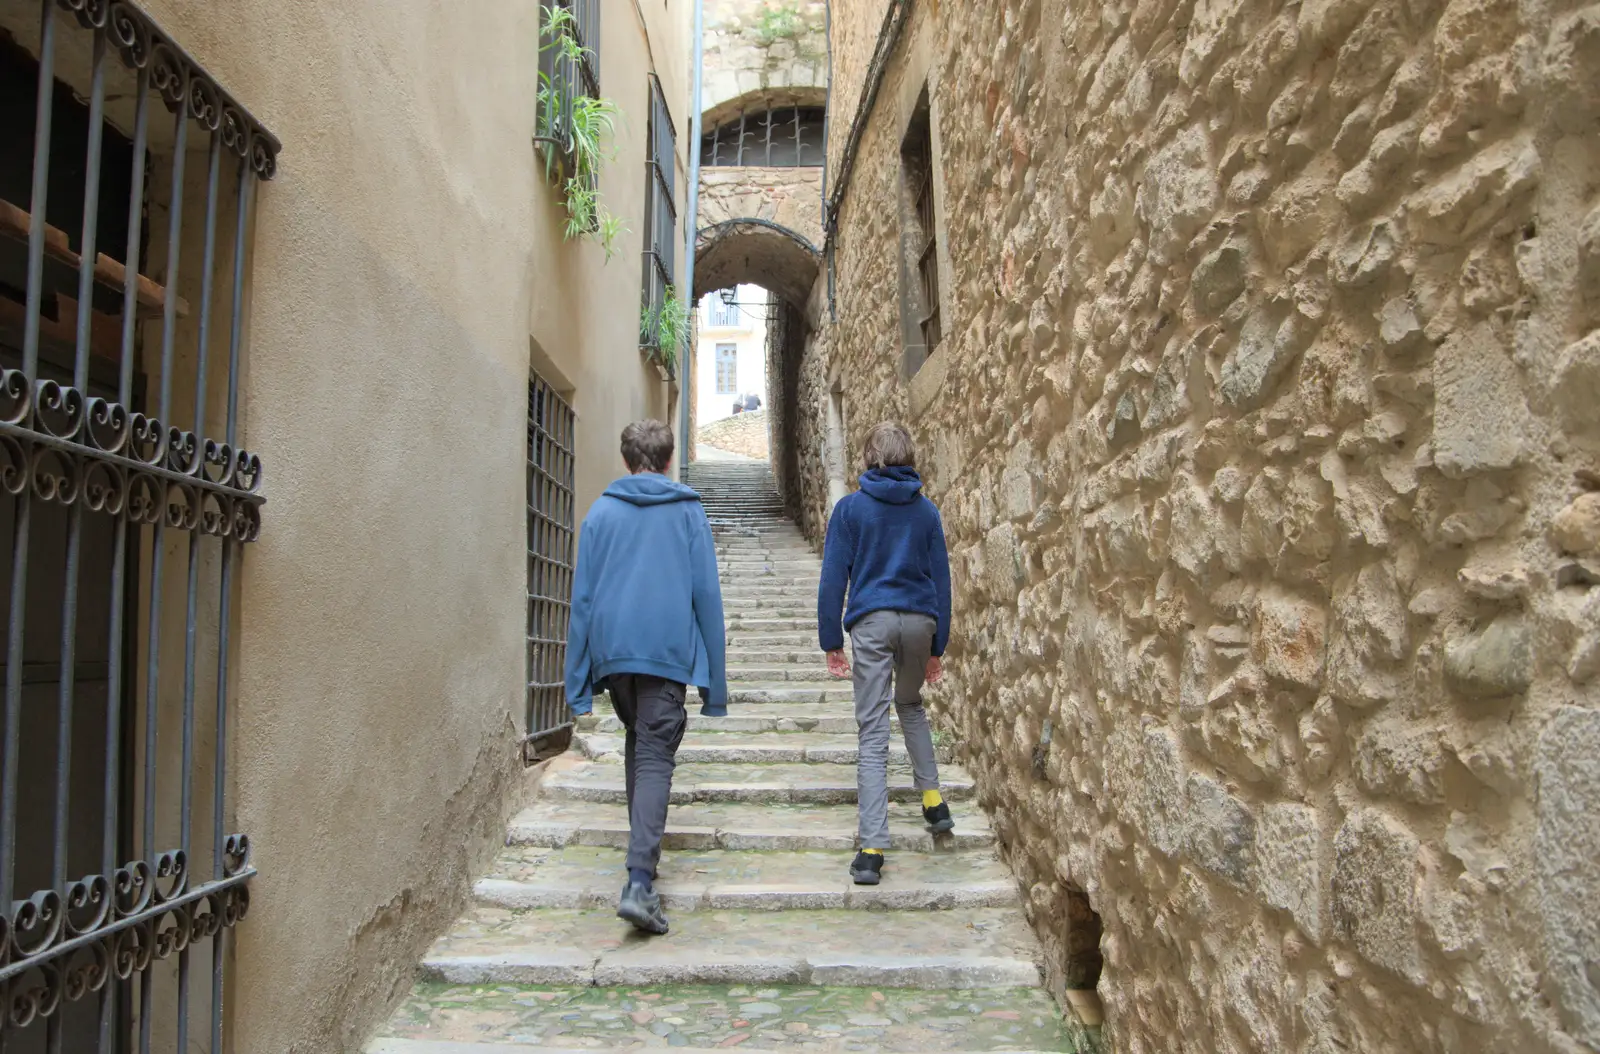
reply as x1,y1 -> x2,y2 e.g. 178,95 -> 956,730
79,0 -> 282,179
0,839 -> 254,1030
0,370 -> 264,541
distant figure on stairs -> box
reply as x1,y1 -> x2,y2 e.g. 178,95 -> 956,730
816,421 -> 955,887
563,419 -> 727,936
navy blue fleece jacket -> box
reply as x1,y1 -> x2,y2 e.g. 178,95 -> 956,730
564,473 -> 727,716
817,466 -> 952,656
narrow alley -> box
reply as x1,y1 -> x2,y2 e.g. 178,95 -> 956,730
368,462 -> 1094,1052
0,0 -> 1595,1050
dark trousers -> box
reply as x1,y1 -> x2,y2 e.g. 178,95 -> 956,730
607,674 -> 688,876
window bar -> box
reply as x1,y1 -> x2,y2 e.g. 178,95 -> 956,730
212,149 -> 253,1054
43,21 -> 111,1053
2,2 -> 57,963
141,62 -> 192,1054
100,54 -> 152,1054
791,107 -> 802,167
172,118 -> 225,1054
764,108 -> 773,167
736,111 -> 747,167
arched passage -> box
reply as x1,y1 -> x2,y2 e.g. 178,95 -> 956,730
693,219 -> 820,306
689,220 -> 820,518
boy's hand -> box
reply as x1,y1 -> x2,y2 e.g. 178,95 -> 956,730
926,656 -> 944,684
826,650 -> 851,678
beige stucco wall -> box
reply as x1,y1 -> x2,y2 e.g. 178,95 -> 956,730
795,0 -> 1600,1051
118,1 -> 691,1051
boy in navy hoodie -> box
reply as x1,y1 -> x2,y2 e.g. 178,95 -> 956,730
565,419 -> 727,934
817,422 -> 954,885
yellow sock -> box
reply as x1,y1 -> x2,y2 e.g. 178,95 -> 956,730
922,790 -> 944,809
862,848 -> 884,856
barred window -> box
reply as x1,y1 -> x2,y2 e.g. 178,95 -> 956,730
537,0 -> 601,175
699,107 -> 825,168
639,73 -> 677,354
0,2 -> 277,1048
714,343 -> 737,395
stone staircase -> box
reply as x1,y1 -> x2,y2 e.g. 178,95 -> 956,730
367,462 -> 1092,1052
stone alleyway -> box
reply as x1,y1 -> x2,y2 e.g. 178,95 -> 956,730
366,462 -> 1096,1052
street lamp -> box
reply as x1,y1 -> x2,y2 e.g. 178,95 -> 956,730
719,287 -> 737,307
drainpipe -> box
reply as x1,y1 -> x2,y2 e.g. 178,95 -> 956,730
680,0 -> 706,474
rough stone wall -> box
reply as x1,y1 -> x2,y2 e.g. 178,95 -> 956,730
703,0 -> 829,118
803,0 -> 1600,1051
699,409 -> 774,459
700,167 -> 826,247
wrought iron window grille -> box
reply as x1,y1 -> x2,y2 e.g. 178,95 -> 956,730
638,72 -> 678,363
535,0 -> 602,183
524,375 -> 575,762
698,107 -> 825,168
901,98 -> 942,358
0,0 -> 279,1047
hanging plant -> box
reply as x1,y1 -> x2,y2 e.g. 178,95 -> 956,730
640,286 -> 690,375
537,4 -> 626,260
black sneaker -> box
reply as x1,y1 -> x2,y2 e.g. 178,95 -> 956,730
849,851 -> 884,885
617,881 -> 669,935
923,801 -> 956,832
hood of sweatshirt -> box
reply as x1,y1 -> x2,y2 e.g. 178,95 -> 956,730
602,473 -> 703,506
858,466 -> 924,505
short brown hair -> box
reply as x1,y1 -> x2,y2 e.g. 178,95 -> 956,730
621,419 -> 675,473
862,421 -> 915,470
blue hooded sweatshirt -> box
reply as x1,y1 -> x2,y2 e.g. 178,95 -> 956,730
817,466 -> 952,656
564,473 -> 728,717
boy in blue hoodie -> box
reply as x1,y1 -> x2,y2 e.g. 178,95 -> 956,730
565,419 -> 727,934
817,421 -> 953,886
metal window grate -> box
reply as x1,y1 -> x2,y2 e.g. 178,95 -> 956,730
699,107 -> 826,168
639,73 -> 678,354
526,374 -> 576,750
536,0 -> 602,178
0,1 -> 280,1049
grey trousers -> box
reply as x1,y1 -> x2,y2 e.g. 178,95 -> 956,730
607,674 -> 687,876
849,610 -> 941,849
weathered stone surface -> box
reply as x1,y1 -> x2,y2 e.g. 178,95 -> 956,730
1534,708 -> 1600,1047
1332,809 -> 1423,982
1433,323 -> 1532,478
784,0 -> 1594,1046
1551,492 -> 1600,556
1552,332 -> 1600,434
1183,775 -> 1257,889
1255,588 -> 1328,689
1257,803 -> 1322,939
1444,614 -> 1533,699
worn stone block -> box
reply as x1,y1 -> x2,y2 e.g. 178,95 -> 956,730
1257,803 -> 1323,939
1255,588 -> 1328,689
1433,322 -> 1532,478
1355,721 -> 1448,804
1139,125 -> 1219,263
1444,614 -> 1532,699
1534,707 -> 1600,1047
1332,808 -> 1423,982
1142,727 -> 1185,856
1183,774 -> 1257,889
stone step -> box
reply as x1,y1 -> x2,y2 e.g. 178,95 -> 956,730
722,585 -> 819,600
416,906 -> 1043,989
370,982 -> 1085,1054
722,596 -> 821,611
574,730 -> 952,766
509,799 -> 992,852
592,707 -> 874,735
726,666 -> 830,682
726,616 -> 825,631
473,844 -> 1017,912
542,759 -> 974,806
724,632 -> 824,647
726,647 -> 836,664
721,684 -> 854,704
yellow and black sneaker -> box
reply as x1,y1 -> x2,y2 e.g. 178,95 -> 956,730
922,790 -> 956,832
849,849 -> 884,885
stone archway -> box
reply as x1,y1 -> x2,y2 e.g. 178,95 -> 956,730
688,219 -> 820,516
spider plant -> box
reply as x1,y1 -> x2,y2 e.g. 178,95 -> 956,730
538,4 -> 625,259
640,286 -> 690,374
